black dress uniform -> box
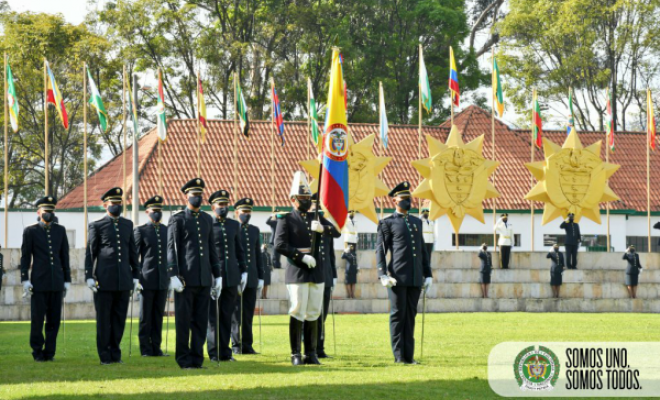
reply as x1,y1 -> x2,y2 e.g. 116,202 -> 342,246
0,250 -> 4,291
376,182 -> 432,364
262,247 -> 272,286
623,251 -> 642,286
342,248 -> 358,284
167,178 -> 222,368
478,249 -> 492,284
313,207 -> 338,358
547,249 -> 565,286
134,196 -> 169,357
232,198 -> 264,354
85,188 -> 139,364
266,213 -> 282,269
206,190 -> 246,361
20,196 -> 71,361
560,216 -> 581,269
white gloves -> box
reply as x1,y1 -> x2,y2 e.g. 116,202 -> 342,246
22,280 -> 33,298
238,272 -> 248,295
639,268 -> 644,275
87,278 -> 98,293
423,277 -> 433,291
380,275 -> 397,288
302,255 -> 316,268
169,276 -> 184,293
63,282 -> 70,298
332,278 -> 337,288
211,277 -> 223,300
311,220 -> 324,233
257,279 -> 264,291
133,279 -> 143,294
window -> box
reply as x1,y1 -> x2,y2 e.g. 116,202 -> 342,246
357,233 -> 378,250
452,234 -> 521,247
625,236 -> 660,253
543,234 -> 610,251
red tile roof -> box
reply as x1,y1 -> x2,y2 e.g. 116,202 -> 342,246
58,105 -> 660,212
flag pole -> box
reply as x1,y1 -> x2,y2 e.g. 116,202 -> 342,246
132,73 -> 139,224
491,48 -> 497,253
307,77 -> 311,163
196,68 -> 201,178
44,58 -> 49,196
157,69 -> 163,195
530,89 -> 536,252
379,81 -> 385,220
270,78 -> 275,213
3,52 -> 8,248
83,62 -> 88,244
606,89 -> 610,253
122,66 -> 127,217
233,71 -> 238,198
418,45 -> 423,213
648,88 -> 651,253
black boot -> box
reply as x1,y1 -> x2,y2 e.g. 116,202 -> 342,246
303,319 -> 321,365
289,317 -> 303,366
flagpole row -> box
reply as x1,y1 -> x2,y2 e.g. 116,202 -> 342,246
271,78 -> 276,214
44,58 -> 49,196
418,45 -> 423,214
647,88 -> 651,253
491,48 -> 497,253
606,88 -> 611,253
530,89 -> 536,253
233,71 -> 238,199
197,69 -> 201,178
122,66 -> 127,217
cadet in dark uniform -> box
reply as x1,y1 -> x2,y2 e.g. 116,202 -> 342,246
266,209 -> 282,269
309,193 -> 339,359
206,189 -> 246,363
623,245 -> 643,299
560,213 -> 581,269
20,196 -> 71,362
274,171 -> 339,366
0,244 -> 5,291
547,244 -> 565,298
342,244 -> 358,298
85,188 -> 140,365
477,243 -> 492,298
376,182 -> 432,365
167,179 -> 223,369
261,244 -> 272,299
231,197 -> 264,355
134,195 -> 169,357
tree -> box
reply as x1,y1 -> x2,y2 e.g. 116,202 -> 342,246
498,0 -> 660,131
0,11 -> 123,206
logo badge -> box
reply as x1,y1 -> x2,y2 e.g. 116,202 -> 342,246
324,124 -> 348,161
116,189 -> 120,194
196,179 -> 201,185
514,345 -> 560,391
155,197 -> 160,201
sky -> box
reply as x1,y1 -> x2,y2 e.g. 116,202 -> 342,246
5,0 -> 106,25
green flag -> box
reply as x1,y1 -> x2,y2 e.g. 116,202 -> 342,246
308,77 -> 320,151
126,78 -> 138,134
235,79 -> 249,137
419,46 -> 432,112
6,62 -> 18,132
87,67 -> 108,132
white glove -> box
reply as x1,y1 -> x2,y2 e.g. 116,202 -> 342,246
333,278 -> 337,288
257,279 -> 264,291
22,280 -> 33,298
380,275 -> 396,288
87,278 -> 98,293
169,276 -> 184,293
213,277 -> 223,292
311,220 -> 324,233
211,288 -> 219,301
63,282 -> 71,298
133,279 -> 143,293
639,268 -> 644,275
240,272 -> 248,294
302,255 -> 316,268
423,277 -> 433,291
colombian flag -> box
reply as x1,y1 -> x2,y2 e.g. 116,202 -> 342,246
46,61 -> 68,129
449,46 -> 460,107
648,89 -> 656,151
319,48 -> 349,229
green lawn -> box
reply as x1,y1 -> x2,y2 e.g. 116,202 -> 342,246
0,313 -> 658,400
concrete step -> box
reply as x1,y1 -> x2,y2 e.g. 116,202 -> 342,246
4,298 -> 660,321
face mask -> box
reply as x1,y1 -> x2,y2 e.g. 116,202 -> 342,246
554,247 -> 559,252
503,218 -> 508,223
398,198 -> 411,211
482,246 -> 487,251
239,214 -> 251,224
150,211 -> 163,223
41,212 -> 54,223
568,215 -> 574,222
108,204 -> 122,217
630,248 -> 635,253
349,214 -> 354,220
188,196 -> 202,208
215,207 -> 228,218
297,199 -> 311,212
422,213 -> 429,219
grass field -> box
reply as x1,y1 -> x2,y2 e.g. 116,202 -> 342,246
0,313 -> 658,400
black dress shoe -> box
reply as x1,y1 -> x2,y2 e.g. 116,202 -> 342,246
394,358 -> 405,364
101,361 -> 113,366
113,360 -> 124,364
405,360 -> 420,365
220,357 -> 236,362
303,354 -> 322,365
44,357 -> 55,362
210,357 -> 219,363
232,348 -> 242,355
317,350 -> 330,359
242,348 -> 259,355
141,354 -> 151,357
193,365 -> 207,369
291,354 -> 303,366
181,366 -> 195,370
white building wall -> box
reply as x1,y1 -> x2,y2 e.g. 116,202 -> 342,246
0,209 -> 655,252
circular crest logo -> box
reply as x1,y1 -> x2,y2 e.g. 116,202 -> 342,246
514,345 -> 560,391
324,124 -> 348,161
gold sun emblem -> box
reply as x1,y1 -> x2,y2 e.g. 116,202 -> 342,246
525,130 -> 620,224
300,134 -> 391,224
411,125 -> 500,233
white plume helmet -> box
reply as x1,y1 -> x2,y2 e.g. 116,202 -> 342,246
289,171 -> 312,198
